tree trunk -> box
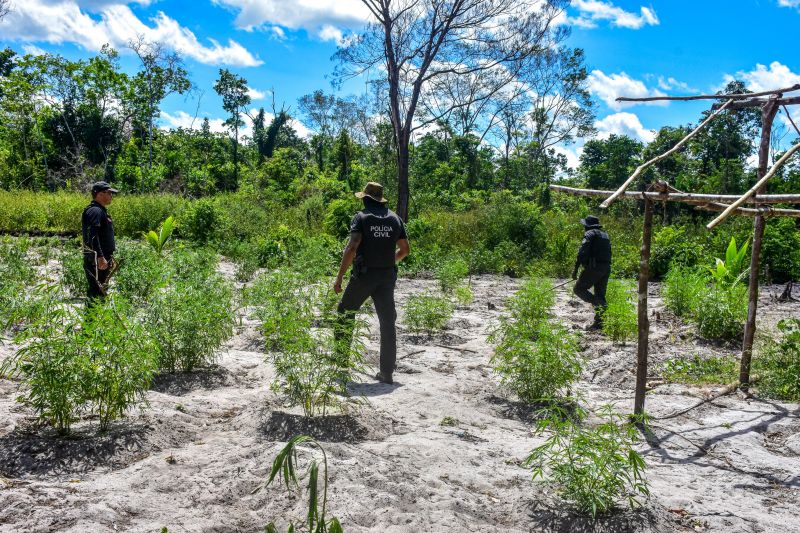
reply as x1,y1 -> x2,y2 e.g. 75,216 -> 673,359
634,198 -> 654,416
396,130 -> 410,221
740,99 -> 779,389
233,126 -> 239,192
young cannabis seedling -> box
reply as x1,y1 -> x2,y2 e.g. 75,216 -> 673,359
601,281 -> 637,342
403,292 -> 454,334
260,435 -> 344,533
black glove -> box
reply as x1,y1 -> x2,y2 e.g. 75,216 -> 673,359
571,269 -> 578,280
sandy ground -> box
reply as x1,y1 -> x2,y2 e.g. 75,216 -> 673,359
1,273 -> 799,533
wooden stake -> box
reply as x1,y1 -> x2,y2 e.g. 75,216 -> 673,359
634,197 -> 654,416
740,101 -> 780,389
549,184 -> 800,205
615,83 -> 800,103
707,142 -> 800,229
601,100 -> 733,209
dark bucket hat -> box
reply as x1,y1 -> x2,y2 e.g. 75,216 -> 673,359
580,215 -> 601,227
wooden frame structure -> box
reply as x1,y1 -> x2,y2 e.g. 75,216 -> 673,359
551,84 -> 800,415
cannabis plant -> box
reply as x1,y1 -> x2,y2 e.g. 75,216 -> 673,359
662,266 -> 706,318
113,240 -> 166,304
435,258 -> 469,294
403,293 -> 454,334
525,405 -> 649,518
601,281 -> 637,342
507,277 -> 555,327
261,435 -> 344,533
755,318 -> 800,401
59,249 -> 86,298
694,282 -> 747,340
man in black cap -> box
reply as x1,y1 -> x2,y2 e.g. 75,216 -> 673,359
572,215 -> 612,330
334,182 -> 410,385
81,181 -> 118,303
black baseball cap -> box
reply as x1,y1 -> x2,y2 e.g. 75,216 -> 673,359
91,181 -> 119,194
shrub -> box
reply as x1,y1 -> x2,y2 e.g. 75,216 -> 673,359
525,405 -> 649,518
491,320 -> 582,402
112,241 -> 166,304
146,274 -> 236,373
755,318 -> 800,400
1,297 -> 158,433
180,198 -> 219,243
403,293 -> 454,334
601,281 -> 637,342
323,198 -> 359,239
694,283 -> 747,341
454,285 -> 474,306
508,277 -> 555,327
650,226 -> 703,279
435,257 -> 469,294
662,266 -> 706,318
249,269 -> 311,351
545,233 -> 576,279
762,219 -> 800,283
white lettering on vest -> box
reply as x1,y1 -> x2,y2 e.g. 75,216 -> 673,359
370,225 -> 393,238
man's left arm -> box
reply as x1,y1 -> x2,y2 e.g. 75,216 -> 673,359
334,232 -> 362,294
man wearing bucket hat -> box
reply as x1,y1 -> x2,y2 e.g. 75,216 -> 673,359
334,182 -> 410,384
571,215 -> 612,331
81,181 -> 118,303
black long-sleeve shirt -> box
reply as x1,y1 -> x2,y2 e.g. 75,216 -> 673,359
81,201 -> 115,259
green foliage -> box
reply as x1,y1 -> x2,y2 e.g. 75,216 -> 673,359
708,237 -> 749,285
755,319 -> 800,401
180,198 -> 219,243
545,232 -> 576,278
694,283 -> 748,340
525,405 -> 649,517
249,270 -> 365,416
261,435 -> 344,533
650,226 -> 703,278
1,296 -> 158,433
146,274 -> 236,373
601,281 -> 637,342
762,218 -> 800,283
661,354 -> 737,385
59,247 -> 86,297
662,266 -> 707,318
143,215 -> 175,255
435,257 -> 469,294
453,285 -> 474,306
323,198 -> 359,239
491,277 -> 581,402
403,293 -> 454,334
112,240 -> 165,303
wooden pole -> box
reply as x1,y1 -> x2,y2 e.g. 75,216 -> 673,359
634,197 -> 654,416
707,142 -> 800,228
549,184 -> 800,205
600,100 -> 733,209
740,100 -> 780,389
615,83 -> 800,103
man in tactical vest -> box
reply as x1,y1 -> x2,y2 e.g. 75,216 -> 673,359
81,181 -> 117,303
572,215 -> 612,331
334,182 -> 410,385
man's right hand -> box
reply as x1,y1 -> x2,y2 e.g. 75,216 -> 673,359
571,269 -> 578,280
333,277 -> 343,294
98,257 -> 109,270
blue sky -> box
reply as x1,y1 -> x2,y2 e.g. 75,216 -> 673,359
1,0 -> 799,167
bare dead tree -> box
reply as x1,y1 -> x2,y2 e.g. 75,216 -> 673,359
335,0 -> 569,220
0,0 -> 10,20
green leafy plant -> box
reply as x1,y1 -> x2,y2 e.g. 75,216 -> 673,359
435,258 -> 469,294
662,266 -> 707,318
525,405 -> 649,518
694,282 -> 747,340
507,277 -> 555,327
661,354 -> 737,385
146,273 -> 236,372
708,237 -> 749,286
403,293 -> 454,334
601,281 -> 637,342
453,285 -> 474,306
260,435 -> 344,533
755,318 -> 800,400
59,248 -> 86,298
112,241 -> 166,304
144,215 -> 175,255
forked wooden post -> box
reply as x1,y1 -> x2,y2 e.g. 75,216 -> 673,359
740,99 -> 780,389
634,196 -> 655,416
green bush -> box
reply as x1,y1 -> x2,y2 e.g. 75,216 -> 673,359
491,320 -> 581,402
403,293 -> 454,334
1,297 -> 158,433
146,274 -> 237,373
525,405 -> 649,518
454,285 -> 474,306
694,283 -> 747,340
755,319 -> 800,400
650,226 -> 703,279
508,277 -> 555,327
323,198 -> 359,239
762,219 -> 800,283
435,257 -> 469,294
662,266 -> 706,318
180,198 -> 219,243
601,281 -> 637,342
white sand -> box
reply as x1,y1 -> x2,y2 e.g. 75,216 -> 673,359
1,275 -> 799,532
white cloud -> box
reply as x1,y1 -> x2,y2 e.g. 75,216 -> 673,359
595,112 -> 655,143
0,0 -> 262,67
778,0 -> 800,8
569,0 -> 659,29
213,0 -> 370,35
22,44 -> 48,56
656,76 -> 693,93
587,70 -> 667,110
247,86 -> 268,100
160,108 -> 313,140
723,61 -> 800,93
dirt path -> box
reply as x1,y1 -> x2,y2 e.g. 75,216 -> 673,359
1,276 -> 799,532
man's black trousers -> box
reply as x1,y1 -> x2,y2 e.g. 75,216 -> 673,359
84,254 -> 110,302
573,263 -> 610,321
335,267 -> 397,377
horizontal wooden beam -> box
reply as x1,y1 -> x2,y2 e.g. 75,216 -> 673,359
712,95 -> 800,111
616,83 -> 800,103
695,202 -> 800,218
549,184 -> 800,205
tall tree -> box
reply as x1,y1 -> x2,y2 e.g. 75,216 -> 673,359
336,0 -> 568,220
0,0 -> 10,20
580,134 -> 643,190
214,68 -> 250,190
128,37 -> 190,180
